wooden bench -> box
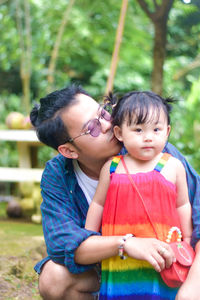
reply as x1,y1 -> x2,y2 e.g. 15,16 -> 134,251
0,167 -> 42,182
0,129 -> 44,182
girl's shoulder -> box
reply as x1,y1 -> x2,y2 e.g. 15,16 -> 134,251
102,155 -> 122,175
165,155 -> 186,178
101,157 -> 117,173
168,155 -> 185,169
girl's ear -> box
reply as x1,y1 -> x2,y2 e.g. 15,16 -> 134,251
57,143 -> 79,159
167,125 -> 171,137
113,125 -> 123,142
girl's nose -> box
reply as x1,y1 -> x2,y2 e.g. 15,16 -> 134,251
144,132 -> 153,141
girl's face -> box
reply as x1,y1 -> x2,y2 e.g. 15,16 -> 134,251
114,107 -> 171,161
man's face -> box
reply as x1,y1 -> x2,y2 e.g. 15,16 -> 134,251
61,93 -> 122,162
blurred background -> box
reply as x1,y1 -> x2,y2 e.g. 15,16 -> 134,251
0,0 -> 200,168
1,0 -> 200,168
0,0 -> 200,299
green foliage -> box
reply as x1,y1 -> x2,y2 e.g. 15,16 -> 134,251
37,146 -> 56,167
0,93 -> 25,126
0,0 -> 200,172
0,93 -> 28,167
169,77 -> 200,172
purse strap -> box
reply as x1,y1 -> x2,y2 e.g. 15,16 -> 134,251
121,156 -> 159,239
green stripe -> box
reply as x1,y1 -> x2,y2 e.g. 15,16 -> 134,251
101,268 -> 164,284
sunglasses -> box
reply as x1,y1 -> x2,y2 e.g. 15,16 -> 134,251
68,103 -> 112,143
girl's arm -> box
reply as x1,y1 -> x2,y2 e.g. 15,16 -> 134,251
85,160 -> 111,232
75,234 -> 176,272
175,159 -> 193,243
164,142 -> 200,248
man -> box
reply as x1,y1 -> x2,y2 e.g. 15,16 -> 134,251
30,85 -> 200,300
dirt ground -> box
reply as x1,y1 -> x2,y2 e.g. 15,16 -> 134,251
0,219 -> 46,300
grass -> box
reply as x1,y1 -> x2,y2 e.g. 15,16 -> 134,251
0,201 -> 7,217
0,202 -> 45,299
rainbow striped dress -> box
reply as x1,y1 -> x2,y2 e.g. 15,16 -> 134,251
100,153 -> 180,300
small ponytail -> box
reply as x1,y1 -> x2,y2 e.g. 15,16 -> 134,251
104,91 -> 118,106
30,103 -> 40,126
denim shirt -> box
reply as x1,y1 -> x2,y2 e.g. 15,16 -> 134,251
34,143 -> 200,274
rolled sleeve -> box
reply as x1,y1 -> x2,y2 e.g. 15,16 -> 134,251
64,226 -> 100,274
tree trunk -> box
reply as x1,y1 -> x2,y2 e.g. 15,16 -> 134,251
22,73 -> 31,113
173,55 -> 200,80
151,20 -> 167,95
136,0 -> 174,95
105,0 -> 128,95
46,0 -> 75,94
16,0 -> 32,114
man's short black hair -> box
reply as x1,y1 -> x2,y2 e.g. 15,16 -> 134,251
30,84 -> 89,150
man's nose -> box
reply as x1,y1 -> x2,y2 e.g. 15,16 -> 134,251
99,118 -> 112,133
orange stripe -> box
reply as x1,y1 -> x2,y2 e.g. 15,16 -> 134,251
102,223 -> 179,242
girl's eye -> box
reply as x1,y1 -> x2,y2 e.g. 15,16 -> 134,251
154,128 -> 160,132
135,128 -> 142,133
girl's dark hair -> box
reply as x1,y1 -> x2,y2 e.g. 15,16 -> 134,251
30,84 -> 89,150
108,91 -> 175,128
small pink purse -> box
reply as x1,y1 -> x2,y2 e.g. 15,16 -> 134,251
160,227 -> 195,288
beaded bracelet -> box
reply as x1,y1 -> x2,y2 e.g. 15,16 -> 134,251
118,234 -> 134,259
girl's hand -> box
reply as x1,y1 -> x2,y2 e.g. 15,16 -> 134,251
124,237 -> 176,272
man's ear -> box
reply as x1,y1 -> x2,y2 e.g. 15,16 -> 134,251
57,143 -> 79,159
113,125 -> 123,142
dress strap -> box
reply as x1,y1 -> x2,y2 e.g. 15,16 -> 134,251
110,155 -> 122,174
154,153 -> 171,173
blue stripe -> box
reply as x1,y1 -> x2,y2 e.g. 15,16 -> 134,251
100,281 -> 177,297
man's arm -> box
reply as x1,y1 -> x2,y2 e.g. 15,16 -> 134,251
40,155 -> 100,274
175,158 -> 193,243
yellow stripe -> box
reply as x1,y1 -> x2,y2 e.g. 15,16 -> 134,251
102,256 -> 152,271
112,156 -> 121,163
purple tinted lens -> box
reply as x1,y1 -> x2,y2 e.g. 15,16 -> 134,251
101,108 -> 111,121
88,119 -> 101,137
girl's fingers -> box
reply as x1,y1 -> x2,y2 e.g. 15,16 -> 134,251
158,245 -> 176,269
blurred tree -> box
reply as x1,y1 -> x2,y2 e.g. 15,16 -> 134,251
0,0 -> 200,169
16,0 -> 32,114
136,0 -> 174,95
105,0 -> 128,94
46,0 -> 75,93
